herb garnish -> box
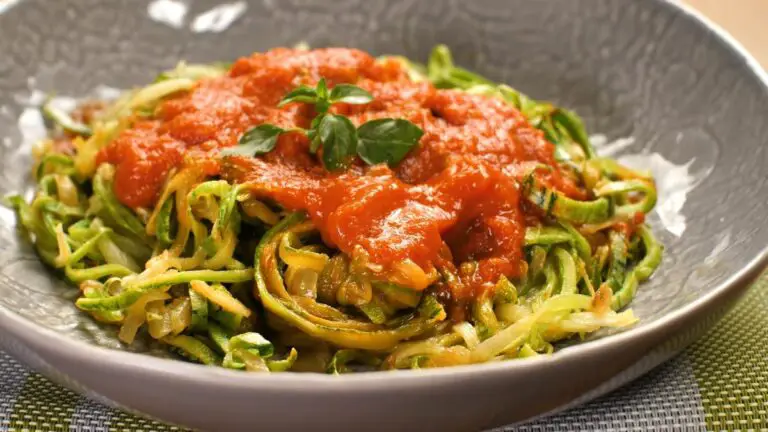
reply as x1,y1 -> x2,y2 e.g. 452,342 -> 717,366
316,113 -> 358,171
357,118 -> 424,166
223,78 -> 423,171
225,124 -> 285,156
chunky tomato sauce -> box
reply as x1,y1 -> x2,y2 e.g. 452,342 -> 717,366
96,48 -> 585,301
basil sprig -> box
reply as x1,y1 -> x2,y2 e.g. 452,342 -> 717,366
224,78 -> 423,171
317,114 -> 358,171
357,119 -> 424,166
221,124 -> 285,157
278,79 -> 374,108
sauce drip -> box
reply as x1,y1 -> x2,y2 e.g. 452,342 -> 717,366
96,48 -> 584,300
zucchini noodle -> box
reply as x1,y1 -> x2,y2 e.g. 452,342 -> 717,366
5,46 -> 662,373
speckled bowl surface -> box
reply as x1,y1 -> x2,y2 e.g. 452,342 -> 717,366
0,0 -> 766,431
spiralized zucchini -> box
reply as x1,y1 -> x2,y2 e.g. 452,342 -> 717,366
5,46 -> 662,373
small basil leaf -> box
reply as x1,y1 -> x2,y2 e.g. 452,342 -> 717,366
316,78 -> 329,101
308,114 -> 324,153
221,124 -> 284,157
310,114 -> 324,129
277,86 -> 317,107
315,99 -> 331,114
309,133 -> 322,154
357,118 -> 423,166
319,114 -> 357,171
329,84 -> 373,105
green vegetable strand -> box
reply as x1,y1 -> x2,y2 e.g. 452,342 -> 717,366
163,335 -> 222,366
75,269 -> 253,311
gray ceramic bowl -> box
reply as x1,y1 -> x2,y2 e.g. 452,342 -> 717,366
0,0 -> 766,431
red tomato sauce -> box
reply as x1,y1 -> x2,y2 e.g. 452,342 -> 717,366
96,48 -> 586,301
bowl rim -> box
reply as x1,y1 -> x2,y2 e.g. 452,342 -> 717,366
0,0 -> 766,390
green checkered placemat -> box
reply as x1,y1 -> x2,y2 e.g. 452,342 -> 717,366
0,276 -> 766,432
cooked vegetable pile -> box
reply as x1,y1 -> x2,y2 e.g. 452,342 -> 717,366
7,45 -> 662,373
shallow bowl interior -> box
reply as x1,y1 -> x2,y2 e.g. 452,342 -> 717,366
0,0 -> 766,430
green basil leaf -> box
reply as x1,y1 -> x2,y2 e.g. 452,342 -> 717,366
309,133 -> 322,154
221,124 -> 284,157
308,114 -> 324,153
319,114 -> 357,171
310,114 -> 324,129
277,86 -> 317,107
329,84 -> 373,105
315,99 -> 331,114
357,118 -> 423,166
316,78 -> 329,101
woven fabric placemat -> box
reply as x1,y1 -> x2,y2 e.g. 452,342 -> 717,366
0,275 -> 766,432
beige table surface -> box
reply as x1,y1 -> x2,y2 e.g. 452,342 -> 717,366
686,0 -> 768,67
